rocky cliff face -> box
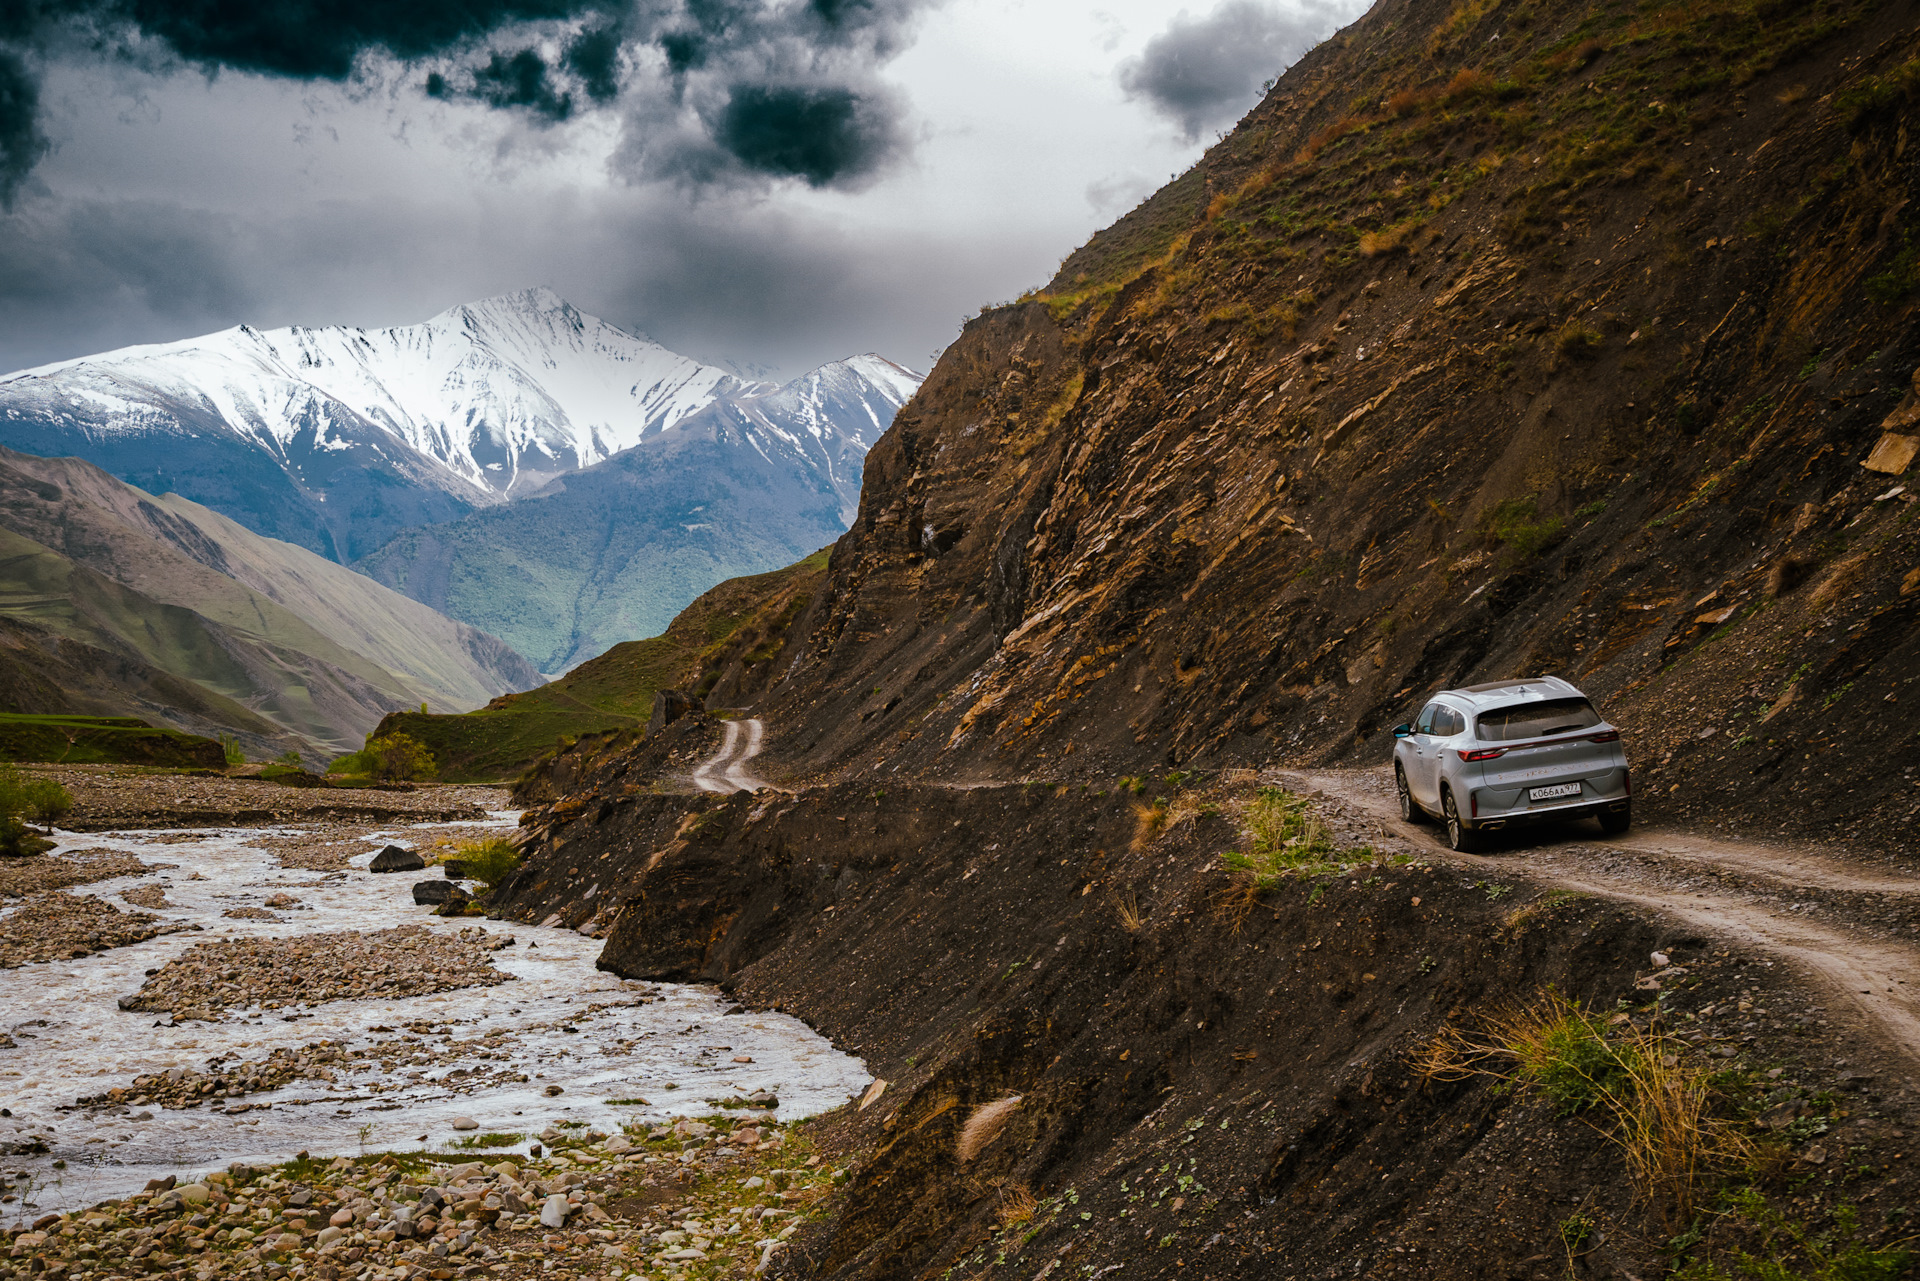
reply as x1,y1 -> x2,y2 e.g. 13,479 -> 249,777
739,0 -> 1920,847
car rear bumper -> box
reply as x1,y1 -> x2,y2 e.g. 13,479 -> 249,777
1465,769 -> 1630,830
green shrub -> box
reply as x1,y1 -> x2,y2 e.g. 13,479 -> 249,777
1482,495 -> 1567,559
328,748 -> 375,777
454,835 -> 521,887
0,765 -> 73,855
366,733 -> 437,782
1220,786 -> 1354,886
218,733 -> 245,767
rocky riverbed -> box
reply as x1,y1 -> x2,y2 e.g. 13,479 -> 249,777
0,1112 -> 847,1281
0,792 -> 871,1222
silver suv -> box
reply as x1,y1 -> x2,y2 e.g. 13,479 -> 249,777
1391,675 -> 1631,851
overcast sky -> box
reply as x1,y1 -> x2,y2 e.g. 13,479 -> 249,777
0,0 -> 1364,380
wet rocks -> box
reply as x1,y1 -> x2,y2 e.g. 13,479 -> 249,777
0,849 -> 156,898
413,880 -> 460,906
118,884 -> 169,908
221,906 -> 283,921
369,845 -> 426,873
432,886 -> 476,916
0,892 -> 190,968
442,859 -> 471,879
117,925 -> 513,1020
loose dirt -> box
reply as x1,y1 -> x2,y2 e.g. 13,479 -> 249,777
1277,766 -> 1920,1063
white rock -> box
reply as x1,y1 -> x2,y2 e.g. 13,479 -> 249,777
450,1117 -> 480,1131
540,1194 -> 572,1229
1650,950 -> 1671,967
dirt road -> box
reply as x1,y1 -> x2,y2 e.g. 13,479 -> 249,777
1276,767 -> 1920,1062
691,717 -> 767,794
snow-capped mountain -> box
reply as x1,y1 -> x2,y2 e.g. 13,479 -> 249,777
0,289 -> 771,561
356,352 -> 925,673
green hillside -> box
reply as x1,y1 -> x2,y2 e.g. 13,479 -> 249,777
0,712 -> 226,768
371,549 -> 831,781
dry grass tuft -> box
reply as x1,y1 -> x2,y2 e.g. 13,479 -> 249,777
1359,223 -> 1412,257
957,1095 -> 1024,1163
1130,799 -> 1169,850
1419,990 -> 1749,1227
1808,551 -> 1870,612
994,1182 -> 1038,1228
1116,891 -> 1146,933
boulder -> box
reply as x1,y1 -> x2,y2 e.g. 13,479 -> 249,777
442,860 -> 471,880
646,689 -> 704,734
539,1194 -> 572,1229
369,845 -> 425,873
412,881 -> 458,905
432,886 -> 474,916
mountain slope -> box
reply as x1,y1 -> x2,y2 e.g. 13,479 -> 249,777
370,549 -> 829,782
0,289 -> 752,561
0,448 -> 540,755
355,355 -> 919,673
684,0 -> 1916,850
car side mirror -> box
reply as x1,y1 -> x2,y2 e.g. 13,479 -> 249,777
1391,723 -> 1411,738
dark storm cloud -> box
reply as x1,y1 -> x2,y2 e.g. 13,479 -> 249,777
0,48 -> 48,208
1119,0 -> 1336,140
0,0 -> 937,204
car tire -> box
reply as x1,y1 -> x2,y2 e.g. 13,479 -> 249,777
1395,764 -> 1422,823
1598,805 -> 1631,836
1442,788 -> 1479,852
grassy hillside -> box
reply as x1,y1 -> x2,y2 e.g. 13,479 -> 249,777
0,712 -> 226,768
373,549 -> 830,781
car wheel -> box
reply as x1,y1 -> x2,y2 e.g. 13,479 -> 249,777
1598,805 -> 1631,836
1442,788 -> 1479,852
1395,764 -> 1421,823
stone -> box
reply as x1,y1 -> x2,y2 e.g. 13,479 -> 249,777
178,1184 -> 210,1205
543,1084 -> 564,1096
442,860 -> 472,880
1865,432 -> 1919,475
316,1227 -> 344,1247
602,1135 -> 633,1154
488,1161 -> 519,1180
413,881 -> 459,906
432,886 -> 475,916
539,1195 -> 571,1229
329,1210 -> 354,1227
450,1117 -> 480,1131
370,846 -> 426,873
646,690 -> 704,734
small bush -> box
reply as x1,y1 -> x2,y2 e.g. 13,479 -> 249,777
1481,495 -> 1567,559
365,733 -> 437,782
1220,787 -> 1350,886
218,733 -> 245,767
0,765 -> 74,854
328,748 -> 375,778
455,835 -> 521,887
1421,991 -> 1751,1228
1554,320 -> 1604,358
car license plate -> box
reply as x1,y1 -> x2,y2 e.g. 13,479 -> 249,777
1529,782 -> 1582,802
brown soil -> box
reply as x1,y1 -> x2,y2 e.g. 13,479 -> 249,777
1277,765 -> 1920,1058
487,776 -> 1920,1280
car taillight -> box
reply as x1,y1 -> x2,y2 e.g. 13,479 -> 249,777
1459,747 -> 1508,762
1589,731 -> 1620,744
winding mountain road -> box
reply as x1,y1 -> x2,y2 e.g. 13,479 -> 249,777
692,717 -> 767,794
1276,767 -> 1920,1062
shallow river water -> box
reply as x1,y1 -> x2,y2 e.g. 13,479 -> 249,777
0,815 -> 870,1218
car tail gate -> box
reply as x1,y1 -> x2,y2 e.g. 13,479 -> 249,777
1470,733 -> 1619,792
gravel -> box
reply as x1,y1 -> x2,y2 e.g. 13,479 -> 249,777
2,1116 -> 837,1281
119,884 -> 170,909
23,765 -> 508,832
119,925 -> 517,1021
0,892 -> 193,969
0,849 -> 158,898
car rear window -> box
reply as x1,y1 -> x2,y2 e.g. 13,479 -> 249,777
1476,697 -> 1603,742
